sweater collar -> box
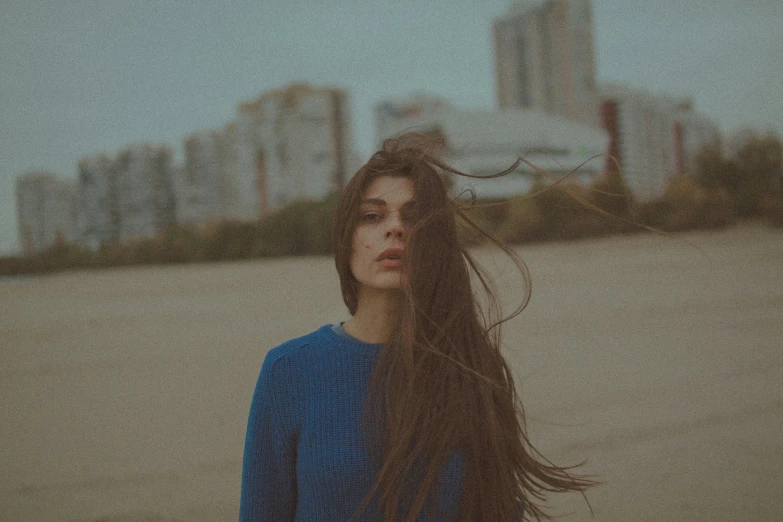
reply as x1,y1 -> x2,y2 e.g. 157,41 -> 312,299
320,324 -> 383,358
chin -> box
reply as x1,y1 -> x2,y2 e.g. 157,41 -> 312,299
364,273 -> 405,292
374,279 -> 404,291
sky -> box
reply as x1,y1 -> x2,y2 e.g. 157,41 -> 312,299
1,0 -> 781,255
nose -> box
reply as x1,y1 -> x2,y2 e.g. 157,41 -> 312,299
384,211 -> 405,240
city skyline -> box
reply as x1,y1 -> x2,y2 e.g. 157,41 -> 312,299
2,0 -> 782,255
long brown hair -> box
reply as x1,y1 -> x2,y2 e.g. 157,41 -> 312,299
332,133 -> 596,521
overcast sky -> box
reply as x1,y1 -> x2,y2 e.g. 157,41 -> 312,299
1,0 -> 781,255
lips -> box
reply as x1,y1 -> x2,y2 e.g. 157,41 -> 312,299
377,248 -> 404,261
377,248 -> 404,268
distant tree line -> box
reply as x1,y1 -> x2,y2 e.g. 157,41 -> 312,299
2,132 -> 780,277
461,130 -> 782,243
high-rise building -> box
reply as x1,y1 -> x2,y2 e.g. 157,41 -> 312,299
177,130 -> 229,225
172,84 -> 359,227
223,103 -> 264,220
113,144 -> 176,242
599,84 -> 721,200
493,0 -> 598,126
78,144 -> 176,246
78,154 -> 117,248
253,83 -> 358,214
375,94 -> 608,199
15,172 -> 78,254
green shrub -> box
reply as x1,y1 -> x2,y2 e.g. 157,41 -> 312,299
759,193 -> 783,227
496,197 -> 544,244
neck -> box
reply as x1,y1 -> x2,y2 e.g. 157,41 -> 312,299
343,287 -> 403,344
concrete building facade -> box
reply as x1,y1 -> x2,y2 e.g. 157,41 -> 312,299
15,172 -> 79,254
78,154 -> 117,249
600,84 -> 721,201
255,84 -> 357,214
78,144 -> 176,247
113,145 -> 176,242
375,95 -> 608,200
493,0 -> 599,126
223,104 -> 264,220
17,83 -> 359,251
177,83 -> 360,223
177,130 -> 229,225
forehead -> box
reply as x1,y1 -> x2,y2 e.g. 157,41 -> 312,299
362,175 -> 414,204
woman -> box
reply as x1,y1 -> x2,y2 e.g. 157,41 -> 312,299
239,133 -> 595,521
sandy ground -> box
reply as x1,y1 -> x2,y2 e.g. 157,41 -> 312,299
1,223 -> 781,521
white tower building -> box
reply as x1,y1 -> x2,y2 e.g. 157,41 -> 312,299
113,144 -> 176,242
223,104 -> 264,220
599,84 -> 721,200
493,0 -> 599,126
254,84 -> 357,214
78,154 -> 117,248
177,130 -> 229,225
78,144 -> 176,246
16,172 -> 79,254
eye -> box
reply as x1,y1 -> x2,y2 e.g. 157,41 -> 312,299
360,212 -> 382,223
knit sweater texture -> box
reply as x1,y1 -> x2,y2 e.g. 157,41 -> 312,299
239,324 -> 466,521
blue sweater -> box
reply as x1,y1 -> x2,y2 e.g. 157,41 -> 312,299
239,324 -> 466,521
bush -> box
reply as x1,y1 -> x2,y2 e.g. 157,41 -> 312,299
633,175 -> 735,232
589,170 -> 633,218
695,132 -> 782,217
497,197 -> 544,244
759,193 -> 783,227
257,193 -> 338,256
702,188 -> 735,228
202,220 -> 260,261
154,225 -> 204,263
455,198 -> 511,246
532,184 -> 609,240
660,175 -> 709,231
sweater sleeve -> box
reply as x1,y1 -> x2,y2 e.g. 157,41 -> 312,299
239,352 -> 297,521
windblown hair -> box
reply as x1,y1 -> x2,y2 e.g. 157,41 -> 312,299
332,133 -> 596,521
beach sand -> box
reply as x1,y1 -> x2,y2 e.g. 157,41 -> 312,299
1,223 -> 781,521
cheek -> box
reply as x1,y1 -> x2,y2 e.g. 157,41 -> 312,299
350,230 -> 374,277
353,226 -> 374,250
352,227 -> 376,261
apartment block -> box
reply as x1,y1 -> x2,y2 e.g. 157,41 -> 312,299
493,0 -> 598,126
78,144 -> 176,246
113,145 -> 176,242
600,84 -> 721,201
173,84 -> 358,227
22,83 -> 359,248
177,130 -> 229,225
78,154 -> 117,248
223,105 -> 264,220
15,172 -> 79,254
254,83 -> 357,214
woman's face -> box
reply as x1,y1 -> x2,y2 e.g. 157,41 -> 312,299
350,175 -> 415,293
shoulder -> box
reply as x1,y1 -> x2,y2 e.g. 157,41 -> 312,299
254,325 -> 335,406
262,324 -> 334,373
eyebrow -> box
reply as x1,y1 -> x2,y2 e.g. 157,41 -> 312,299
359,198 -> 417,206
360,198 -> 388,206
